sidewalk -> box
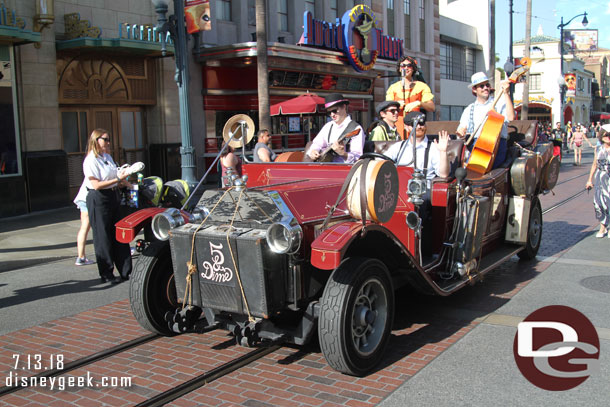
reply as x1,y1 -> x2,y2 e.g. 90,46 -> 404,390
0,206 -> 83,272
379,231 -> 610,405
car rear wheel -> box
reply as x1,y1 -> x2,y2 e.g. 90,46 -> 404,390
318,257 -> 394,376
130,242 -> 178,335
518,197 -> 542,260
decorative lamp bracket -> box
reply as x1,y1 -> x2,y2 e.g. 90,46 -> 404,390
33,0 -> 55,48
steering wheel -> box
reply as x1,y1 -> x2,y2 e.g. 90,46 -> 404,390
359,152 -> 395,163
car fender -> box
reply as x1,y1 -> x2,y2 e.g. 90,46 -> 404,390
311,221 -> 397,270
115,207 -> 190,244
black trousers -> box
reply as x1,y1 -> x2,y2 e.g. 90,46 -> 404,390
86,188 -> 132,279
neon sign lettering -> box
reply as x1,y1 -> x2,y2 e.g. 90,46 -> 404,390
302,4 -> 403,73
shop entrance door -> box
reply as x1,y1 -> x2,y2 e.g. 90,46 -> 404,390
61,106 -> 147,198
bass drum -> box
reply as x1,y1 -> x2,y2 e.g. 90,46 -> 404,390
275,151 -> 304,162
540,154 -> 560,191
510,153 -> 537,197
346,159 -> 398,224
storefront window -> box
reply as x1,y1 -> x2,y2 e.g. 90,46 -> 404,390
419,0 -> 425,52
0,45 -> 21,177
278,0 -> 288,32
403,0 -> 411,49
268,69 -> 372,93
121,111 -> 142,149
330,0 -> 337,20
248,0 -> 255,26
216,0 -> 232,22
305,0 -> 315,17
61,110 -> 88,153
387,0 -> 394,37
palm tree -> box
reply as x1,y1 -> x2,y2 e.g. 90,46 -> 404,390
256,0 -> 270,131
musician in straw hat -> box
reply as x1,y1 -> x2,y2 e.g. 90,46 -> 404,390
456,72 -> 515,168
306,93 -> 365,163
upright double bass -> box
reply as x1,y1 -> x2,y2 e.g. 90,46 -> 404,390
465,58 -> 531,175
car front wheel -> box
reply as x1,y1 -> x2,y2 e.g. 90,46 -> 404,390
318,257 -> 394,376
130,242 -> 178,335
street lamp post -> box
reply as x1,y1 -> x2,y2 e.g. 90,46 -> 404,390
557,11 -> 588,126
152,0 -> 197,185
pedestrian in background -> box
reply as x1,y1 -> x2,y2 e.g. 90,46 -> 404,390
586,128 -> 610,238
565,121 -> 572,152
569,125 -> 593,166
595,121 -> 602,139
83,129 -> 132,284
73,180 -> 95,266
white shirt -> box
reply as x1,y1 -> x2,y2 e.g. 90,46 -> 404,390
386,136 -> 442,183
459,97 -> 509,140
83,152 -> 118,190
307,115 -> 364,163
73,180 -> 88,204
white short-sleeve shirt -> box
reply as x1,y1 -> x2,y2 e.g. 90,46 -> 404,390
386,136 -> 441,183
459,97 -> 510,140
83,152 -> 118,190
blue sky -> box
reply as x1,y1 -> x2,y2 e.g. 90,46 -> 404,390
495,0 -> 609,63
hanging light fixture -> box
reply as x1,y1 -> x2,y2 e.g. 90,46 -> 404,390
34,0 -> 55,33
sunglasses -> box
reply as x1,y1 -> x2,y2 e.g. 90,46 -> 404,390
385,108 -> 399,114
400,63 -> 415,69
327,108 -> 340,115
407,121 -> 426,127
98,137 -> 111,142
476,83 -> 492,89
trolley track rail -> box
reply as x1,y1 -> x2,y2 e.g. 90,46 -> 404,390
553,171 -> 588,187
542,189 -> 587,215
135,344 -> 281,407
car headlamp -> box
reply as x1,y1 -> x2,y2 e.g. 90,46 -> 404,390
407,178 -> 426,195
151,208 -> 186,241
407,169 -> 427,206
266,220 -> 302,254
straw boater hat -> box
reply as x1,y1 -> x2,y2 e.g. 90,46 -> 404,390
324,93 -> 349,109
222,114 -> 255,148
468,72 -> 490,89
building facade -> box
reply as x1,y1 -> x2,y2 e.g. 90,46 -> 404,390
1,0 -> 450,218
512,34 -> 595,127
438,0 -> 491,120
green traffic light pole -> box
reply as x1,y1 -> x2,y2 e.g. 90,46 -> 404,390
152,0 -> 197,186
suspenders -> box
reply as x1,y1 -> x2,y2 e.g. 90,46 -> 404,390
396,139 -> 432,176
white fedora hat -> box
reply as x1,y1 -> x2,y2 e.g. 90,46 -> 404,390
468,72 -> 490,89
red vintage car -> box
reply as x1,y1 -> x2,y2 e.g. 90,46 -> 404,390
116,119 -> 558,376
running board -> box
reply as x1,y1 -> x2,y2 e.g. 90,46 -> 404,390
438,243 -> 524,293
478,243 -> 524,275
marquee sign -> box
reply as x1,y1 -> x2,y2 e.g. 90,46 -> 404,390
514,95 -> 555,107
301,5 -> 403,72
